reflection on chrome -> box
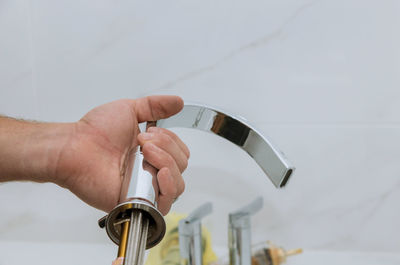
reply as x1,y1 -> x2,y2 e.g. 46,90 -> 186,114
157,103 -> 295,188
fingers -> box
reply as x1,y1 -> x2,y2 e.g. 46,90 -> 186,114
132,95 -> 184,123
112,258 -> 124,265
157,167 -> 182,215
147,127 -> 190,159
138,128 -> 189,172
140,142 -> 185,215
133,96 -> 189,215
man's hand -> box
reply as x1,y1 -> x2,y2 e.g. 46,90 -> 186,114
0,95 -> 189,215
55,96 -> 189,214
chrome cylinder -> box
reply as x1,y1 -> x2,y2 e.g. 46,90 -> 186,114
229,216 -> 251,265
190,223 -> 202,265
228,197 -> 263,265
119,150 -> 158,205
179,202 -> 213,265
125,211 -> 149,265
104,150 -> 166,249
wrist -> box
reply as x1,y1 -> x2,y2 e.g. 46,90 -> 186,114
23,121 -> 76,185
0,117 -> 75,184
39,122 -> 76,186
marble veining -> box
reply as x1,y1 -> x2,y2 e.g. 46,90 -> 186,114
156,1 -> 318,91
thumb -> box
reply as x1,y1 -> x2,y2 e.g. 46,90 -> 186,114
132,95 -> 184,123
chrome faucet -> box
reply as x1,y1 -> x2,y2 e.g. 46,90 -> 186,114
98,103 -> 294,265
157,103 -> 295,188
179,202 -> 213,265
229,197 -> 263,265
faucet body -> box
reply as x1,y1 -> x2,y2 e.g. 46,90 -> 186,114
179,202 -> 213,265
98,103 -> 294,265
229,197 -> 263,265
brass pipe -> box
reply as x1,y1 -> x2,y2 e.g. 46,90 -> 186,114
118,221 -> 130,258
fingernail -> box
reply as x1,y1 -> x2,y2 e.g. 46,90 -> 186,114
139,132 -> 153,140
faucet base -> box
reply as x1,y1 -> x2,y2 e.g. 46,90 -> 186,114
103,199 -> 166,249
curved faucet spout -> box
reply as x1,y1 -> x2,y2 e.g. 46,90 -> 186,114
156,103 -> 295,188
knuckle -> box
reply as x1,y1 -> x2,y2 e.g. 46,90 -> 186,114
159,127 -> 175,137
162,133 -> 174,145
178,179 -> 185,195
161,128 -> 181,145
155,132 -> 173,146
186,145 -> 191,157
181,157 -> 188,171
141,142 -> 152,153
163,153 -> 175,166
184,146 -> 190,159
170,185 -> 179,198
158,127 -> 169,134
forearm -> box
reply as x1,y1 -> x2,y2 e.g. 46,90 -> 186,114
0,116 -> 73,184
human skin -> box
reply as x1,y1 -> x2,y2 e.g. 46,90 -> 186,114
0,95 -> 189,215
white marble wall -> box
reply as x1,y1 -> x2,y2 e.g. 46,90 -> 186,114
1,0 -> 399,263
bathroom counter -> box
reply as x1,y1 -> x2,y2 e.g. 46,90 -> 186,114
1,241 -> 399,265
